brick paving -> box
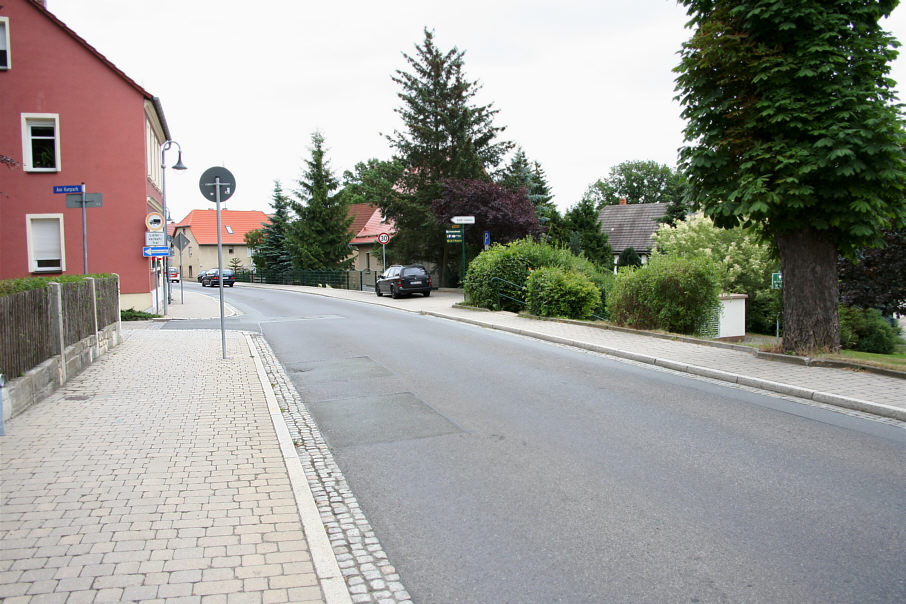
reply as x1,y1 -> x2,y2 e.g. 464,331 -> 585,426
0,328 -> 335,604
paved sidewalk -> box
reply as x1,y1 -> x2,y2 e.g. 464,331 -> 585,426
0,315 -> 350,603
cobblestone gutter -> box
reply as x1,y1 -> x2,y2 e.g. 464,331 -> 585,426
251,334 -> 413,604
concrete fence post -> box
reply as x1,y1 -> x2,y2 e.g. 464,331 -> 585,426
48,282 -> 66,384
88,277 -> 100,358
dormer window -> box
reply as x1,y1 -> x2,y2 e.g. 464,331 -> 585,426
0,18 -> 10,70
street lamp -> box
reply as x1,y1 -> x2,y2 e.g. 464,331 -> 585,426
161,140 -> 187,316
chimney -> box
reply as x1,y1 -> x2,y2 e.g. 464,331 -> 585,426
619,198 -> 627,205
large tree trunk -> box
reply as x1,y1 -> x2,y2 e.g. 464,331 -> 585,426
776,228 -> 840,355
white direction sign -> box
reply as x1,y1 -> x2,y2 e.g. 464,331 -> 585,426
451,215 -> 475,224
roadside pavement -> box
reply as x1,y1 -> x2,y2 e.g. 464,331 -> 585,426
243,283 -> 906,423
2,284 -> 903,603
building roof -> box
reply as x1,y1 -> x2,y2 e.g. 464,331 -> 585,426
597,202 -> 667,254
348,204 -> 395,246
29,1 -> 171,138
174,210 -> 270,245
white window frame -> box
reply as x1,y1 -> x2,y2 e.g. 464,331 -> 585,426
0,17 -> 10,70
26,214 -> 66,273
21,113 -> 61,172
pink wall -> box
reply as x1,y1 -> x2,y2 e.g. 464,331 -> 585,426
0,0 -> 162,296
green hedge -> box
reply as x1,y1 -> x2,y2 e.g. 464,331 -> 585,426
464,238 -> 613,313
839,306 -> 901,354
525,267 -> 601,319
0,274 -> 114,297
606,254 -> 721,335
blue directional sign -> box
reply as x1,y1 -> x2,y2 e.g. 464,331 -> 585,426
142,246 -> 170,257
53,184 -> 84,194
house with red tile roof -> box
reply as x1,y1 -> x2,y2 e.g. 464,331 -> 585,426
347,203 -> 395,273
0,0 -> 176,311
172,209 -> 269,279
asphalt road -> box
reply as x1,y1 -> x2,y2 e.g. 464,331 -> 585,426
168,283 -> 906,603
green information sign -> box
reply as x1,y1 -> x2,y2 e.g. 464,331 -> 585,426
446,226 -> 463,243
772,272 -> 782,289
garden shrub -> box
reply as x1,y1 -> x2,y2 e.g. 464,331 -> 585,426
0,274 -> 113,297
838,306 -> 900,354
606,254 -> 721,335
525,267 -> 601,319
464,238 -> 613,314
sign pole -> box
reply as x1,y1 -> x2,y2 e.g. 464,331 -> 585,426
461,224 -> 466,286
81,182 -> 88,274
215,176 -> 226,360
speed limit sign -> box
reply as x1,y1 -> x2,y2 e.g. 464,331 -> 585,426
378,232 -> 390,245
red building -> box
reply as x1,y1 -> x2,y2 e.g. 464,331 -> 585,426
1,0 -> 175,311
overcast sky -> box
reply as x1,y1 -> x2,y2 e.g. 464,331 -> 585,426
45,0 -> 906,223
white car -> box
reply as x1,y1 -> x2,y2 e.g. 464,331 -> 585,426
167,267 -> 179,282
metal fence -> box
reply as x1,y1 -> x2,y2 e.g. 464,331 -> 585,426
0,276 -> 119,379
237,269 -> 378,292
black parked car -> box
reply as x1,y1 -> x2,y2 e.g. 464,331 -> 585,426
197,269 -> 215,283
376,265 -> 432,298
201,268 -> 235,287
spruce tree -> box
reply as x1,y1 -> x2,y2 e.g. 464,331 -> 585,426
288,132 -> 353,270
256,181 -> 294,278
385,28 -> 512,281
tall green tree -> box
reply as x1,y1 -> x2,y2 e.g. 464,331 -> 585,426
675,0 -> 906,354
255,181 -> 294,276
497,148 -> 559,230
583,160 -> 688,219
288,132 -> 353,270
557,198 -> 613,269
385,28 -> 512,282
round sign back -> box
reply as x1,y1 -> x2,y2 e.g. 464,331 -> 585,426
199,167 -> 236,202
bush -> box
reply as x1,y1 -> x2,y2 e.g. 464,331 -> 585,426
838,306 -> 900,354
525,267 -> 601,319
0,274 -> 113,297
606,254 -> 721,335
121,308 -> 159,321
464,238 -> 613,314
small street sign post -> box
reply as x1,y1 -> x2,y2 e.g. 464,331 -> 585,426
199,166 -> 236,359
173,232 -> 190,304
58,183 -> 95,273
448,217 -> 475,286
378,232 -> 390,273
771,272 -> 783,338
483,230 -> 490,250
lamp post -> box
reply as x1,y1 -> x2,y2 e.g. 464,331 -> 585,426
160,140 -> 187,316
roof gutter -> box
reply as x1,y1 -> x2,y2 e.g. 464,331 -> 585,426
151,97 -> 172,141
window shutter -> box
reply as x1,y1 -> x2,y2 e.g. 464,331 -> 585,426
32,219 -> 62,264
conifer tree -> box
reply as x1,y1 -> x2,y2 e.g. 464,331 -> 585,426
288,132 -> 353,270
385,28 -> 512,279
255,181 -> 294,277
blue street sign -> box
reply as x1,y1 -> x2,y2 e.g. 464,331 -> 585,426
483,230 -> 491,246
53,185 -> 84,194
142,246 -> 170,257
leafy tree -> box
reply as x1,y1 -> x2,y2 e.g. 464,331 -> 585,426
385,28 -> 512,283
556,197 -> 613,269
431,178 -> 541,249
675,0 -> 906,354
244,228 -> 265,270
583,160 -> 687,215
838,228 -> 906,316
497,148 -> 559,231
617,247 -> 642,269
255,181 -> 294,276
288,132 -> 353,270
